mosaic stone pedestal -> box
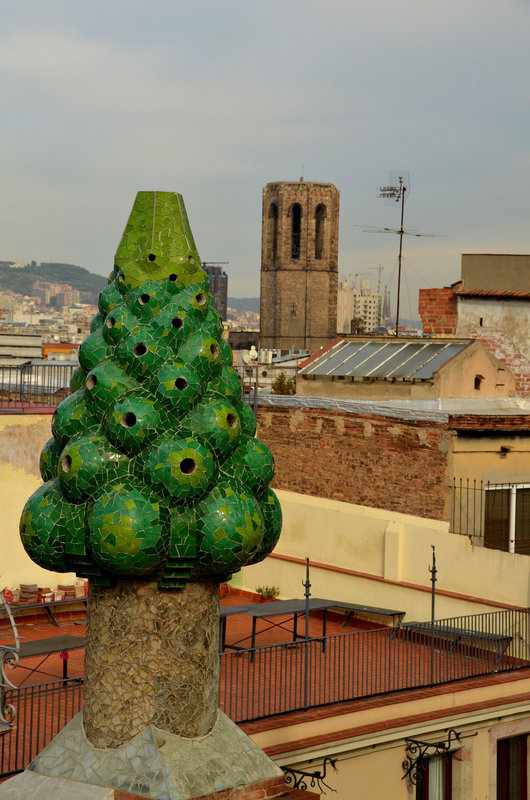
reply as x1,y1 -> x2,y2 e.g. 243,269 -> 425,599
0,771 -> 320,800
84,580 -> 219,748
17,709 -> 284,800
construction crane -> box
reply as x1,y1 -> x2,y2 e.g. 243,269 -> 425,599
352,272 -> 369,290
369,266 -> 384,294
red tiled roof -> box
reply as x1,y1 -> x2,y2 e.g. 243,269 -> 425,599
455,289 -> 530,299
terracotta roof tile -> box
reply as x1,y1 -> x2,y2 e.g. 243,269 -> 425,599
455,289 -> 530,299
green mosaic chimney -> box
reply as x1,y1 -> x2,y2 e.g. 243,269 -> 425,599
20,191 -> 282,589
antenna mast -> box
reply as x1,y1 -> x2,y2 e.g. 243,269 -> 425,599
379,177 -> 406,337
355,174 -> 444,338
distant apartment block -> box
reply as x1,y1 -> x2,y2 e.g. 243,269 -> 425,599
32,280 -> 80,307
202,264 -> 228,320
337,276 -> 383,333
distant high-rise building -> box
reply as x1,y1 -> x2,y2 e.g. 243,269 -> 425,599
202,263 -> 228,320
260,179 -> 339,352
337,277 -> 383,333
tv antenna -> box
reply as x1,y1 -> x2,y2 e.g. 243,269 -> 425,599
355,174 -> 444,337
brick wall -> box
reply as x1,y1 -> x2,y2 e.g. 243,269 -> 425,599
257,406 -> 453,521
468,329 -> 530,396
418,288 -> 457,335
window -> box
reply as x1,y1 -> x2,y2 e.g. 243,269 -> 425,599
474,375 -> 483,391
315,204 -> 326,259
485,485 -> 530,555
498,735 -> 527,800
268,203 -> 278,264
291,204 -> 302,259
416,755 -> 452,800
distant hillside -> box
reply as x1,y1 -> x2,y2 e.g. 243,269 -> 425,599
0,262 -> 106,303
227,297 -> 260,313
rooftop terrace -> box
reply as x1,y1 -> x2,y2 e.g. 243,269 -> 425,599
1,594 -> 530,779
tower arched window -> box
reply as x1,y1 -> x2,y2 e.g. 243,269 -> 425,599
291,203 -> 302,260
315,204 -> 326,259
268,203 -> 279,265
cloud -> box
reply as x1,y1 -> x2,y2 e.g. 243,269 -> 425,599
0,0 -> 529,300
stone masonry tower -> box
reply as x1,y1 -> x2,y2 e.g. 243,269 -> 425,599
260,179 -> 339,352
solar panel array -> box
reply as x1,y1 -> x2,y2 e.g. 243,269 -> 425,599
299,340 -> 468,380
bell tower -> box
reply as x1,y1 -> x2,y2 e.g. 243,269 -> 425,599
260,179 -> 339,352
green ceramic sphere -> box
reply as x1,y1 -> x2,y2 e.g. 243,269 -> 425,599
69,366 -> 87,393
58,430 -> 130,502
105,393 -> 163,455
20,479 -> 84,572
184,398 -> 241,458
220,436 -> 275,497
102,302 -> 138,346
39,438 -> 61,482
51,390 -> 99,449
90,312 -> 105,333
177,331 -> 223,379
195,486 -> 264,576
208,366 -> 242,404
98,282 -> 123,316
115,325 -> 172,381
125,280 -> 170,323
248,489 -> 283,565
87,480 -> 168,576
143,437 -> 216,500
78,329 -> 114,372
84,358 -> 140,416
150,358 -> 205,414
151,301 -> 202,351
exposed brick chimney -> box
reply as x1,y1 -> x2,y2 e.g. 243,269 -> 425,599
418,287 -> 457,335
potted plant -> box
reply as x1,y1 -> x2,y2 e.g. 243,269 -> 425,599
255,585 -> 280,602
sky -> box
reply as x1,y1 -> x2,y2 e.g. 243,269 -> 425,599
1,0 -> 530,320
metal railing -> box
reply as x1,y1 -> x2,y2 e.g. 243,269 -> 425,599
0,363 -> 76,411
220,607 -> 530,722
1,607 -> 529,777
0,678 -> 83,777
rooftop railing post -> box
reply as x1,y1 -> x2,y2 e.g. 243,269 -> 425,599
253,366 -> 258,417
302,557 -> 311,710
429,545 -> 437,685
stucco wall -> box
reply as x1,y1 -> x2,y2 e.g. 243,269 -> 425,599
297,374 -> 439,400
461,253 -> 530,293
0,414 -> 77,590
453,432 -> 530,487
436,341 -> 515,398
242,490 -> 530,619
456,296 -> 530,362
